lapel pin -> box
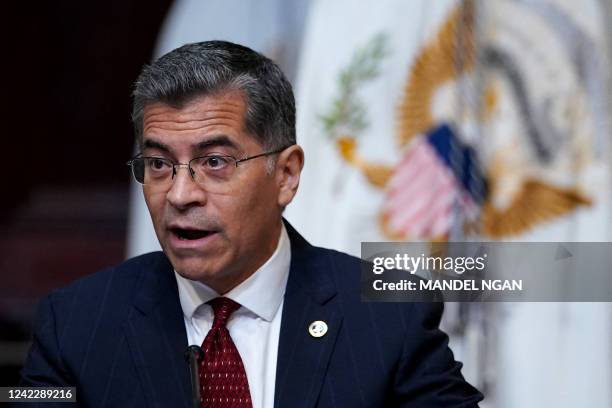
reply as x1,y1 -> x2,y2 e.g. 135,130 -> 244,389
308,320 -> 328,338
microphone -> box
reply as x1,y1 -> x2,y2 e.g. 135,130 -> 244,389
185,345 -> 203,408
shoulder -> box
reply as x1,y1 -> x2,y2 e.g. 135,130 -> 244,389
306,245 -> 362,276
49,252 -> 166,301
21,252 -> 173,387
41,252 -> 170,327
307,245 -> 439,321
309,245 -> 429,299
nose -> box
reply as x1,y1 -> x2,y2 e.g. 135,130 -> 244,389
165,164 -> 207,210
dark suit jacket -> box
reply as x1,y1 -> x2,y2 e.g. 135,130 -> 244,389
20,223 -> 483,407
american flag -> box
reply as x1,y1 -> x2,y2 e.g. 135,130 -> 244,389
382,124 -> 486,240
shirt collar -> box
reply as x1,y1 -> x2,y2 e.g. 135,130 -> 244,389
174,223 -> 291,322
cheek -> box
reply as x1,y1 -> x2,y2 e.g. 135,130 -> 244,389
143,188 -> 166,222
230,171 -> 278,208
246,177 -> 278,211
215,193 -> 254,226
221,181 -> 277,228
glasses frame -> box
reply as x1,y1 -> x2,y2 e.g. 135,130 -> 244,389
126,146 -> 290,186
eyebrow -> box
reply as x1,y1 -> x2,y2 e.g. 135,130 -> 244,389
195,135 -> 239,152
141,135 -> 239,155
142,139 -> 172,153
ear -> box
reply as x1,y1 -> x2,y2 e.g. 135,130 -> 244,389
276,145 -> 305,208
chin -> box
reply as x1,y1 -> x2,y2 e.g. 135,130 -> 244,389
175,268 -> 208,282
176,262 -> 224,283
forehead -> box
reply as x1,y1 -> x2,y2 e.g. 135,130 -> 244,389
141,91 -> 257,152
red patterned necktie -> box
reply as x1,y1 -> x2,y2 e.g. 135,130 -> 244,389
199,297 -> 252,408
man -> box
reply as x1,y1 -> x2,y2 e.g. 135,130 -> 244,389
20,41 -> 483,407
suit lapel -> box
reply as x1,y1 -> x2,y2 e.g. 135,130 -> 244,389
123,253 -> 192,408
275,222 -> 343,408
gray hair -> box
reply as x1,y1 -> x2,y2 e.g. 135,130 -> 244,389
131,41 -> 296,151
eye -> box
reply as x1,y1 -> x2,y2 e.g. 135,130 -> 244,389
147,157 -> 171,172
202,155 -> 231,170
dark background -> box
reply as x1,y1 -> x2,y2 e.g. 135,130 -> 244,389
1,0 -> 174,386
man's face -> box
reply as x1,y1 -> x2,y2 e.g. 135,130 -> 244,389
141,91 -> 300,293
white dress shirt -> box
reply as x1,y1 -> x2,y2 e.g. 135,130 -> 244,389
174,224 -> 291,408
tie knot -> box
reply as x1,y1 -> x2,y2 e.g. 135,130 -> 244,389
208,297 -> 241,328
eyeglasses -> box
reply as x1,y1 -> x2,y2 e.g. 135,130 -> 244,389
127,147 -> 287,193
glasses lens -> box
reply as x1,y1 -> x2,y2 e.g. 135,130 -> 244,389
190,155 -> 237,192
131,157 -> 174,185
131,158 -> 145,184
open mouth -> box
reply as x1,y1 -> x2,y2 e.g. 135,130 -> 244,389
171,228 -> 215,241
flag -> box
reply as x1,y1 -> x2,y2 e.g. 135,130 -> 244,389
287,0 -> 612,406
286,0 -> 461,254
382,124 -> 484,240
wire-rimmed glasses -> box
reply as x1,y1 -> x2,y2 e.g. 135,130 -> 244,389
127,147 -> 287,193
